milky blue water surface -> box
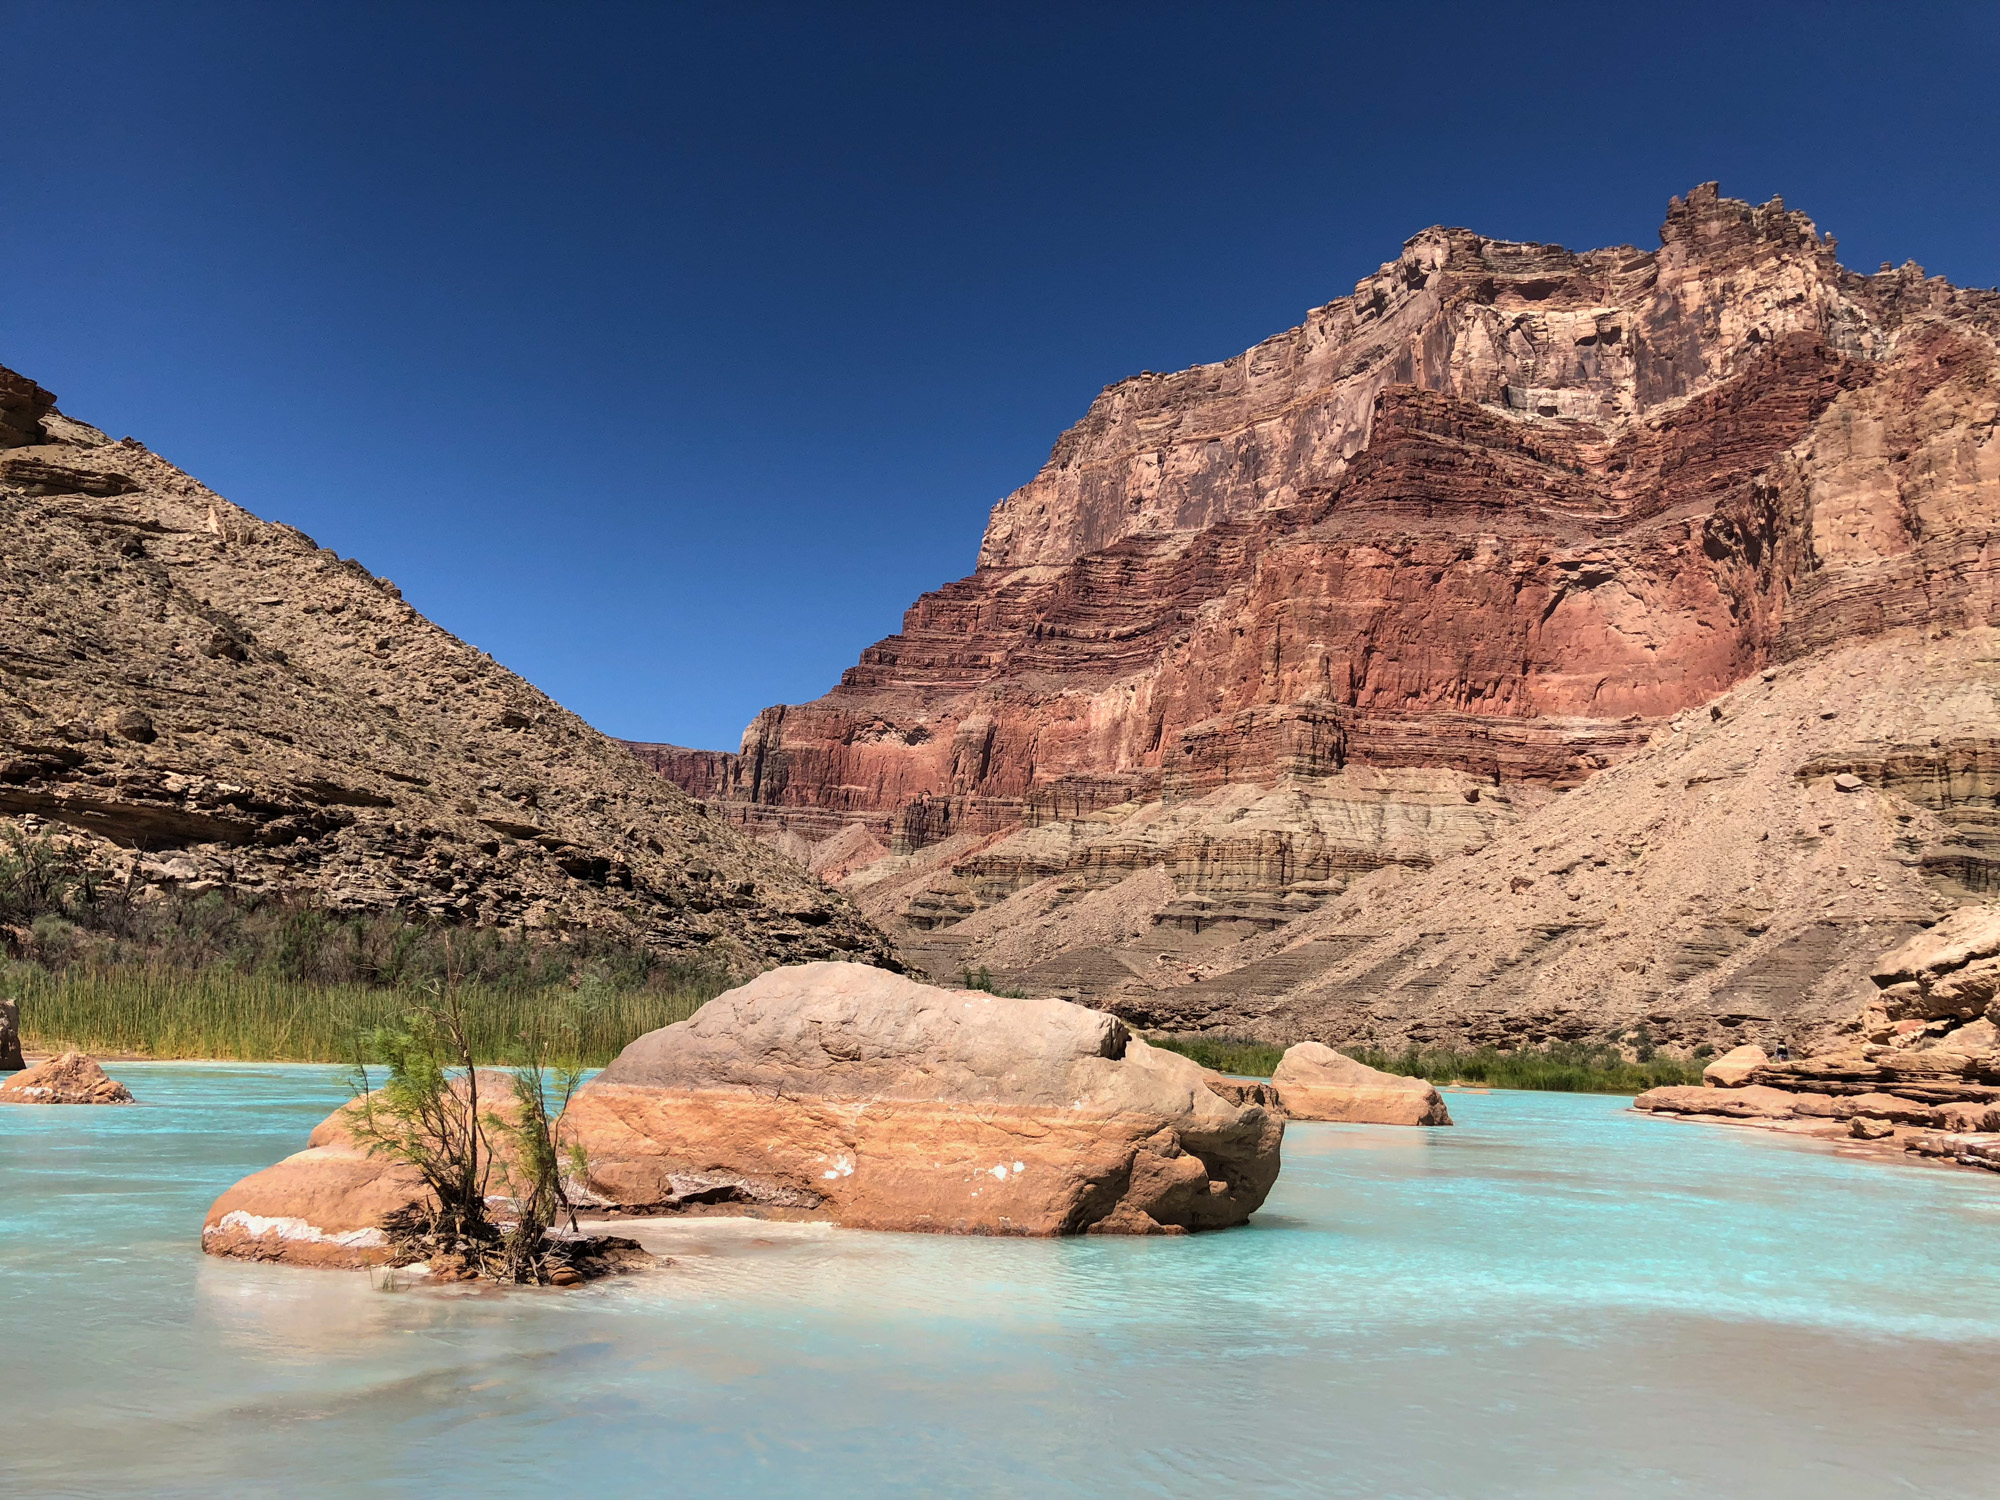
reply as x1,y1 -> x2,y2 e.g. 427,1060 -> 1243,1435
5,1065 -> 1999,1498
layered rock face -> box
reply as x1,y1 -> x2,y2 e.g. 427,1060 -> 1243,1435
0,368 -> 893,969
562,961 -> 1284,1234
635,184 -> 1997,1047
1124,627 -> 2000,1053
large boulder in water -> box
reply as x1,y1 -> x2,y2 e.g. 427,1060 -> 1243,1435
1269,1043 -> 1452,1126
561,962 -> 1284,1235
0,1052 -> 133,1104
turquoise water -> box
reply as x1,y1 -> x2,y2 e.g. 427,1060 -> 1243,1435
5,1066 -> 2000,1497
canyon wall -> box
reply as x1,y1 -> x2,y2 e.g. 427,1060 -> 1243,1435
633,185 -> 1999,1044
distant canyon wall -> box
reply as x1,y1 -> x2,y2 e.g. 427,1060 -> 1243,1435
631,184 -> 1999,960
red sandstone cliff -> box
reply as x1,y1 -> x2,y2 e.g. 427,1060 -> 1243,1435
632,185 -> 1999,1044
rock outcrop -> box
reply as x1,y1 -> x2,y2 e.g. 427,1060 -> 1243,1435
0,1052 -> 133,1104
0,997 -> 22,1071
631,184 -> 1998,1049
1633,911 -> 2000,1175
1702,1044 -> 1768,1088
1268,1042 -> 1452,1125
0,362 -> 894,970
203,1069 -> 522,1269
561,961 -> 1284,1234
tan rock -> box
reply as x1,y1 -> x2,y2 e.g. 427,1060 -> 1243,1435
202,1070 -> 523,1269
1199,1071 -> 1283,1110
0,1052 -> 133,1104
1871,907 -> 2000,1023
1702,1044 -> 1768,1088
561,962 -> 1283,1235
202,1149 -> 428,1268
1632,1084 -> 1800,1120
1268,1042 -> 1452,1125
1936,1101 -> 2000,1133
1851,1116 -> 1896,1140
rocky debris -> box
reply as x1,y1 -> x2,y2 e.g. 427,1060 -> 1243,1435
630,185 -> 1998,1048
561,961 -> 1284,1235
0,996 -> 22,1071
1267,1042 -> 1452,1125
1112,628 -> 2000,1054
0,361 -> 895,972
1629,911 -> 2000,1175
1863,905 -> 2000,1034
1703,1045 -> 1768,1087
0,1052 -> 134,1104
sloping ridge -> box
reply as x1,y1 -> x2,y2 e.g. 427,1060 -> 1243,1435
0,369 -> 895,970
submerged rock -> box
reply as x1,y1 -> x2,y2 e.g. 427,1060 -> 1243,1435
0,1052 -> 133,1104
562,961 -> 1284,1235
1268,1043 -> 1452,1126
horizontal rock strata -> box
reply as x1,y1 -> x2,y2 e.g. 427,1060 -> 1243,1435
1633,911 -> 2000,1175
631,184 -> 1999,1048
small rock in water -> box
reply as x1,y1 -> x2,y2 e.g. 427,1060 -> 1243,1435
0,1052 -> 134,1105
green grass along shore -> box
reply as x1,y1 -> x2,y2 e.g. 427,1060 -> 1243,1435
14,963 -> 1702,1092
12,965 -> 724,1068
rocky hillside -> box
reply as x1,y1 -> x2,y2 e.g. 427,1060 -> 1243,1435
630,184 -> 1997,1049
0,366 -> 894,971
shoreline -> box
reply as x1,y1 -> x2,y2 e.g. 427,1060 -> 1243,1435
1630,1102 -> 2000,1180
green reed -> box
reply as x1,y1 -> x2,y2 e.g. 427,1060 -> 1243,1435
11,964 -> 723,1065
1143,1034 -> 1287,1078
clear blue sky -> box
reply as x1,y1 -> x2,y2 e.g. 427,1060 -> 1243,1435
5,2 -> 1995,750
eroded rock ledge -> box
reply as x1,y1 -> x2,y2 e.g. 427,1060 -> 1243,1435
1634,909 -> 2000,1173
